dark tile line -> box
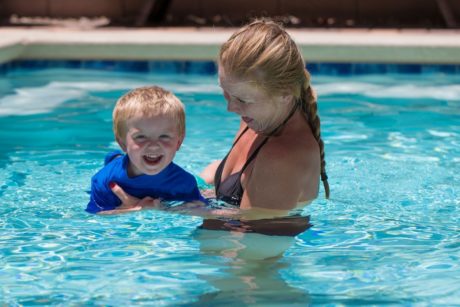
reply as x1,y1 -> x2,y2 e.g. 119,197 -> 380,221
0,60 -> 459,75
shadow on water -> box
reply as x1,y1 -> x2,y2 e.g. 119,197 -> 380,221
185,217 -> 425,306
0,171 -> 28,197
191,257 -> 312,306
186,216 -> 313,306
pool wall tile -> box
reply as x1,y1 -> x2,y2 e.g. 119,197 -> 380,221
421,64 -> 457,74
185,61 -> 217,75
0,60 -> 459,76
387,64 -> 422,74
352,63 -> 388,75
115,61 -> 150,73
149,61 -> 183,74
82,60 -> 117,71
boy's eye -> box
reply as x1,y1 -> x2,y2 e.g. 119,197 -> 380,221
160,135 -> 171,139
134,135 -> 146,140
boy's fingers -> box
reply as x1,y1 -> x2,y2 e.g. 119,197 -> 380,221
139,197 -> 161,208
109,182 -> 140,207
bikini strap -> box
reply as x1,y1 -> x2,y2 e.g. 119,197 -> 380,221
214,126 -> 250,192
240,102 -> 299,174
215,103 -> 298,195
239,136 -> 270,173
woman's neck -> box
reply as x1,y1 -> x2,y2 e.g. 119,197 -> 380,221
262,102 -> 300,136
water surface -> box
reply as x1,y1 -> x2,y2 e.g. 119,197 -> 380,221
0,67 -> 459,305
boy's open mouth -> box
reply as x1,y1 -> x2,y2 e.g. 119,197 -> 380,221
143,154 -> 162,165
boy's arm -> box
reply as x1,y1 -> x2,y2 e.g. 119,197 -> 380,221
86,175 -> 125,214
86,180 -> 107,214
87,152 -> 133,214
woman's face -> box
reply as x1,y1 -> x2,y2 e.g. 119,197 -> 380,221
218,69 -> 292,134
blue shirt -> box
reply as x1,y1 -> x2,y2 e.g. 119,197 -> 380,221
86,151 -> 204,213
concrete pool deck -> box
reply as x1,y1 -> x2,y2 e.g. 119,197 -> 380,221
1,26 -> 460,65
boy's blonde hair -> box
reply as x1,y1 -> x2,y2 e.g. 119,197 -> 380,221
113,86 -> 185,140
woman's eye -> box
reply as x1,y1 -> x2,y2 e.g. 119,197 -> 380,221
229,95 -> 246,104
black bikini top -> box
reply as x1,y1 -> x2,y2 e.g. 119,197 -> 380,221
214,102 -> 299,207
214,126 -> 270,207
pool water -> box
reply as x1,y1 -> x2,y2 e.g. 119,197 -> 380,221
0,65 -> 459,305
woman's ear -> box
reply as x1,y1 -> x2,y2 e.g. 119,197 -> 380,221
116,136 -> 127,152
282,93 -> 294,105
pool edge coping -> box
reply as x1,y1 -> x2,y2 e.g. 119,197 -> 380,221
1,27 -> 460,64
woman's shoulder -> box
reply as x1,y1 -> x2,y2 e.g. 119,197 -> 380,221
243,134 -> 319,210
250,123 -> 320,197
263,126 -> 320,168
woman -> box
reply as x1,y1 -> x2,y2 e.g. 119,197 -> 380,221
201,19 -> 329,209
110,19 -> 329,234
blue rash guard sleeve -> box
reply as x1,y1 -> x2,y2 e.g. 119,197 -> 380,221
104,150 -> 123,166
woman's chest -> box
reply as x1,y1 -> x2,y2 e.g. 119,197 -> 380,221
222,132 -> 267,178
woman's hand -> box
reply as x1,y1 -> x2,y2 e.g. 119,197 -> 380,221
97,183 -> 161,215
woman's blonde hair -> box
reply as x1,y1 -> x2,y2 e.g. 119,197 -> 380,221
113,86 -> 185,141
219,19 -> 330,198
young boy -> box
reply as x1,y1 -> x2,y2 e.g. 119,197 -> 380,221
86,86 -> 204,214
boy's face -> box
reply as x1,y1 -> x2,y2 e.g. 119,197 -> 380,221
117,115 -> 183,177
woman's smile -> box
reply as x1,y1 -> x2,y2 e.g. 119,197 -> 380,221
242,116 -> 253,124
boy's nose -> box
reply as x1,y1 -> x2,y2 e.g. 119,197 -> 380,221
146,140 -> 160,148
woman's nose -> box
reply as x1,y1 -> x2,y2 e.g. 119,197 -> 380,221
227,98 -> 240,113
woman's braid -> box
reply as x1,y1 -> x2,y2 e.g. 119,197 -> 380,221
301,78 -> 330,198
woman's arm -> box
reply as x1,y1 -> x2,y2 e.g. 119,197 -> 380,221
108,183 -> 290,220
199,160 -> 221,184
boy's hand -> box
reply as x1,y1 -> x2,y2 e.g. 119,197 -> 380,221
109,182 -> 161,210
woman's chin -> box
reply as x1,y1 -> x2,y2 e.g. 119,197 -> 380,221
243,119 -> 258,131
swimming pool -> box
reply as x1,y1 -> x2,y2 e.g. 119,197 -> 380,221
1,61 -> 459,305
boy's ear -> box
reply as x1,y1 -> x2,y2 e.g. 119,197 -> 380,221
116,136 -> 127,152
176,136 -> 184,151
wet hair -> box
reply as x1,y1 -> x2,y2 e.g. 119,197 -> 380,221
219,18 -> 330,198
113,86 -> 185,141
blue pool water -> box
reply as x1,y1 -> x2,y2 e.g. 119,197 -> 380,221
0,62 -> 459,305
